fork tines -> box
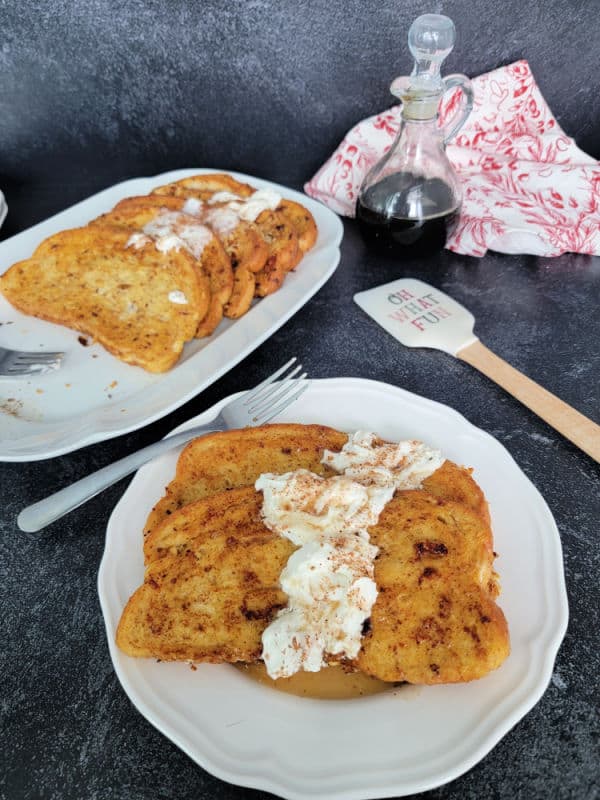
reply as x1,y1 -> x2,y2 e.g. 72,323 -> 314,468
243,356 -> 310,424
0,346 -> 65,377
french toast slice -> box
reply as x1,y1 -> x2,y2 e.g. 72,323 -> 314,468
253,210 -> 300,297
117,529 -> 291,663
223,266 -> 255,319
144,486 -> 263,564
142,423 -> 349,540
90,195 -> 232,335
151,173 -> 255,201
209,215 -> 269,274
119,482 -> 509,682
1,224 -> 203,372
277,199 -> 318,253
151,181 -> 269,275
356,490 -> 509,683
95,195 -> 233,300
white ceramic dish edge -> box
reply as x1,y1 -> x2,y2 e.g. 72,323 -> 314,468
98,377 -> 568,800
0,169 -> 343,461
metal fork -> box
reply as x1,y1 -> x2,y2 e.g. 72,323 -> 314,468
0,345 -> 64,377
17,357 -> 309,532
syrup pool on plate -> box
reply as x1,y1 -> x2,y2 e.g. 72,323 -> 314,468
235,663 -> 396,699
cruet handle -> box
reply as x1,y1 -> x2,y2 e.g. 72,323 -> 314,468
440,74 -> 473,145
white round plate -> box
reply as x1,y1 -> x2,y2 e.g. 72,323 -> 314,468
0,169 -> 342,461
98,378 -> 568,799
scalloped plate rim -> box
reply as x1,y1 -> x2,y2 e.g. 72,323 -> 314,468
98,377 -> 568,799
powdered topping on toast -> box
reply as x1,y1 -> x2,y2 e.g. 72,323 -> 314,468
126,210 -> 214,259
256,436 -> 444,679
203,206 -> 241,237
207,188 -> 282,222
182,197 -> 203,216
168,291 -> 188,304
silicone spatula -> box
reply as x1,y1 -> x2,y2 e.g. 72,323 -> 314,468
354,277 -> 600,463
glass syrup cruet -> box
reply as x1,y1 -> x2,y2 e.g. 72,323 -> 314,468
356,13 -> 473,257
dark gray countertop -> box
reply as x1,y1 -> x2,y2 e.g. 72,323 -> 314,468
1,1 -> 599,797
1,186 -> 598,800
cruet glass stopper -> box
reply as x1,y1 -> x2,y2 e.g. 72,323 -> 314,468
391,14 -> 472,133
407,13 -> 455,92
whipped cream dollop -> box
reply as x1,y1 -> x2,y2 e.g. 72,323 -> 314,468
256,432 -> 444,679
126,211 -> 213,260
322,431 -> 444,489
256,470 -> 393,545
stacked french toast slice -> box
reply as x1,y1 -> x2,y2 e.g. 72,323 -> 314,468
117,424 -> 510,685
0,174 -> 318,372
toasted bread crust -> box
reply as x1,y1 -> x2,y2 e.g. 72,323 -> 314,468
223,266 -> 255,319
151,173 -> 255,201
195,294 -> 224,338
277,199 -> 318,253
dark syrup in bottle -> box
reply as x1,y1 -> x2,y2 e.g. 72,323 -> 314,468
356,172 -> 458,257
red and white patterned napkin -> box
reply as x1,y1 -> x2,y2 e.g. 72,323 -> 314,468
305,60 -> 600,257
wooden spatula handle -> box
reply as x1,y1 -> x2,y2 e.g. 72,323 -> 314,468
457,339 -> 600,463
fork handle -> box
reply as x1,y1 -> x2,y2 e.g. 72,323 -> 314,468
17,426 -> 223,533
457,340 -> 600,463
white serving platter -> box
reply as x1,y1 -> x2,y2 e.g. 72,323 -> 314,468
0,169 -> 342,461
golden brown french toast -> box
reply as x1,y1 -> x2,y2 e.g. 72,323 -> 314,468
223,266 -> 256,319
277,199 -> 318,253
1,224 -> 204,372
94,196 -> 234,304
356,490 -> 508,683
91,195 -> 232,337
119,471 -> 509,683
143,423 -> 349,541
215,218 -> 269,274
117,529 -> 291,663
151,180 -> 269,276
151,173 -> 255,201
144,486 -> 264,563
253,210 -> 300,297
